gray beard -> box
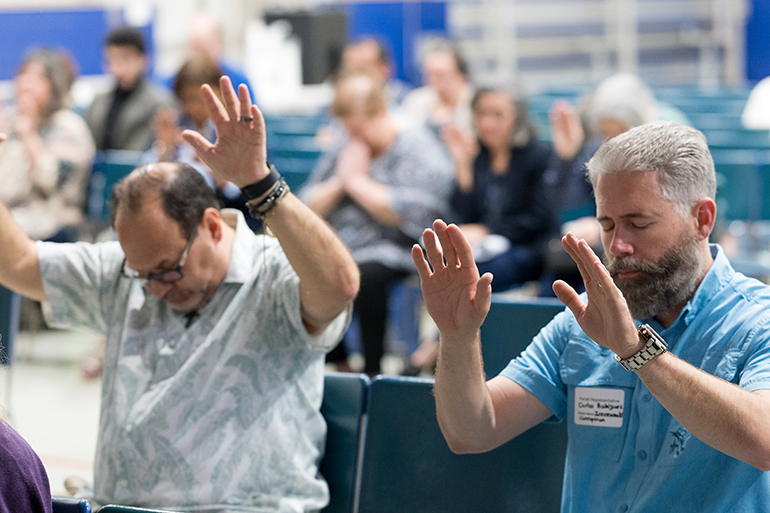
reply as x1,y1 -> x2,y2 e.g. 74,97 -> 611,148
604,233 -> 704,320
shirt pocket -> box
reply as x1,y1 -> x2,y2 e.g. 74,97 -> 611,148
561,338 -> 637,463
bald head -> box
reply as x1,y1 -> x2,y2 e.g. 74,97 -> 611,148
187,11 -> 223,61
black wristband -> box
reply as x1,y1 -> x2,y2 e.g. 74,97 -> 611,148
240,163 -> 280,201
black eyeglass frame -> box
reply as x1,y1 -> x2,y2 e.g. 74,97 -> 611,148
120,230 -> 198,285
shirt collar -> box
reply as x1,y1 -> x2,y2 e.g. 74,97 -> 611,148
221,209 -> 256,284
671,243 -> 730,327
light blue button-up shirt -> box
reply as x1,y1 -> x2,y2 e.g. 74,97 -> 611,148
501,245 -> 770,512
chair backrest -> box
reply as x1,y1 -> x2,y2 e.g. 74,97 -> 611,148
86,150 -> 144,221
52,496 -> 92,513
0,284 -> 20,366
481,298 -> 565,378
357,376 -> 567,513
320,372 -> 370,513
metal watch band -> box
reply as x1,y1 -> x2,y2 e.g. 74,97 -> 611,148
240,163 -> 280,201
615,323 -> 668,371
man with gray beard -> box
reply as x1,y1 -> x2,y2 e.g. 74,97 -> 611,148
415,121 -> 770,512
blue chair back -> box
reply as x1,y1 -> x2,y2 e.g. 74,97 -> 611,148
86,150 -> 144,221
52,496 -> 92,513
481,298 -> 565,378
703,129 -> 770,150
357,376 -> 567,513
0,284 -> 20,366
264,114 -> 324,136
320,372 -> 369,513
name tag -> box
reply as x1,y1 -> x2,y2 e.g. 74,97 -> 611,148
574,386 -> 624,428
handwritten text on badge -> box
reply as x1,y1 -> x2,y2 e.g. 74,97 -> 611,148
575,387 -> 624,428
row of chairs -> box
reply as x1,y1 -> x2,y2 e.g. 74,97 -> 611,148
32,298 -> 566,513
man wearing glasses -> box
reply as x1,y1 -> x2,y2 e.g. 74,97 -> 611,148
0,77 -> 360,511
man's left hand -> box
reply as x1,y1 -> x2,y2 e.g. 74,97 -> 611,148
182,75 -> 269,188
552,232 -> 641,357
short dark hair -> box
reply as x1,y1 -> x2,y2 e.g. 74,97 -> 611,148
106,26 -> 146,55
349,37 -> 390,64
110,163 -> 219,238
173,58 -> 223,99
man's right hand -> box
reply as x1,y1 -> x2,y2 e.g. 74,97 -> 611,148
412,219 -> 493,340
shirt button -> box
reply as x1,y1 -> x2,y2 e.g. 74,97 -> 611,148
638,450 -> 647,460
643,393 -> 651,402
619,504 -> 629,513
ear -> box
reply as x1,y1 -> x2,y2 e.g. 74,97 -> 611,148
201,207 -> 223,242
692,198 -> 716,241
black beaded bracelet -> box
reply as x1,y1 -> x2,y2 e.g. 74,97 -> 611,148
246,179 -> 290,219
240,163 -> 280,201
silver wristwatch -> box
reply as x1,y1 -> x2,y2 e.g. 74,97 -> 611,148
615,324 -> 667,371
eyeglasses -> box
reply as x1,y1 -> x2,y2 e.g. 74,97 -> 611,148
120,230 -> 197,285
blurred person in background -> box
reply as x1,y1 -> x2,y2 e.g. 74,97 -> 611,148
0,48 -> 95,243
84,26 -> 171,152
402,39 -> 474,136
341,37 -> 412,106
165,10 -> 252,95
444,85 -> 556,291
300,69 -> 454,377
409,85 -> 556,374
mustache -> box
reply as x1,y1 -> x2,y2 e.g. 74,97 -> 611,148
605,255 -> 666,277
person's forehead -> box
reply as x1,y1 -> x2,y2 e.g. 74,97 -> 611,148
595,170 -> 670,216
424,51 -> 457,72
117,201 -> 187,264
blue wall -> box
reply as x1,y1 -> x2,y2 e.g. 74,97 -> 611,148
344,1 -> 447,85
746,0 -> 770,82
0,8 -> 154,81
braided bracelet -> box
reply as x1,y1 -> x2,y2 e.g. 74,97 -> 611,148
246,179 -> 290,219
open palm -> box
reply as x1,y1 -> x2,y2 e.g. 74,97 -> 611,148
412,220 -> 493,339
181,76 -> 269,188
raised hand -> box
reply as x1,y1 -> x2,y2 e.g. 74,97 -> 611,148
412,220 -> 493,340
551,233 -> 639,356
153,107 -> 181,144
441,123 -> 478,191
181,75 -> 269,188
549,100 -> 585,161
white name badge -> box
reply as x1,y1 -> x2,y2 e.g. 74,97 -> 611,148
574,386 -> 625,428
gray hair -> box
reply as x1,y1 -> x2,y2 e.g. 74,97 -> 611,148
586,73 -> 657,136
587,121 -> 716,218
